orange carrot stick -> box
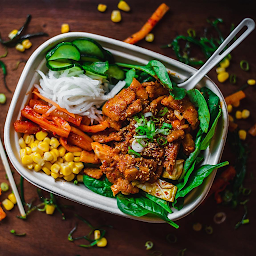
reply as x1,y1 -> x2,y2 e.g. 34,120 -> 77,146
32,89 -> 76,118
225,90 -> 246,105
0,206 -> 6,221
248,123 -> 256,136
124,3 -> 169,44
80,120 -> 109,133
59,137 -> 82,152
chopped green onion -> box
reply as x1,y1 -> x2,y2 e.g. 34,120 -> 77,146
187,28 -> 196,37
145,241 -> 154,250
240,199 -> 249,205
205,225 -> 213,234
213,212 -> 226,224
74,180 -> 78,185
10,229 -> 26,236
0,46 -> 8,58
178,248 -> 187,256
242,187 -> 251,196
128,147 -> 141,157
160,43 -> 172,49
0,182 -> 9,191
68,225 -> 77,241
229,74 -> 237,84
240,60 -> 249,71
166,233 -> 177,243
137,139 -> 146,148
222,190 -> 233,203
242,219 -> 249,224
158,107 -> 168,116
226,54 -> 232,60
161,122 -> 172,129
0,93 -> 6,105
192,222 -> 202,231
157,137 -> 167,146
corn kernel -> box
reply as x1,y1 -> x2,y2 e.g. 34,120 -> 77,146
239,130 -> 247,140
42,167 -> 51,175
98,4 -> 107,12
64,152 -> 74,162
31,141 -> 39,152
43,152 -> 53,161
38,141 -> 50,152
220,58 -> 230,68
19,137 -> 26,149
97,237 -> 107,247
216,67 -> 226,74
242,109 -> 250,119
58,146 -> 66,157
72,167 -> 80,174
233,101 -> 240,107
22,39 -> 32,49
145,33 -> 154,43
73,151 -> 81,157
74,156 -> 80,162
20,149 -> 26,158
59,174 -> 64,178
50,151 -> 58,163
22,155 -> 33,165
25,147 -> 32,155
15,43 -> 25,52
118,1 -> 130,12
51,149 -> 60,158
8,193 -> 17,204
27,164 -> 34,170
94,230 -> 101,240
77,174 -> 83,182
8,29 -> 18,39
2,199 -> 14,211
24,134 -> 34,144
44,162 -> 52,170
64,173 -> 75,181
111,10 -> 121,23
51,172 -> 59,179
236,111 -> 242,119
227,104 -> 232,113
51,163 -> 60,174
57,157 -> 64,163
229,115 -> 234,122
68,162 -> 75,169
217,72 -> 229,83
46,204 -> 56,215
32,153 -> 45,166
247,79 -> 255,86
44,137 -> 51,144
50,137 -> 60,149
61,24 -> 69,33
60,164 -> 72,176
75,162 -> 84,171
36,131 -> 48,141
34,164 -> 42,172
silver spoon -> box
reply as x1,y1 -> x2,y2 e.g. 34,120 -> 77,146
178,18 -> 255,90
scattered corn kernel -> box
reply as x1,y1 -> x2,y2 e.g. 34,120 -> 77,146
64,152 -> 74,162
111,10 -> 121,23
61,24 -> 69,34
38,141 -> 50,152
51,163 -> 60,174
25,147 -> 32,155
46,204 -> 56,215
229,115 -> 234,122
236,111 -> 242,119
77,175 -> 83,182
58,146 -> 66,157
42,167 -> 51,176
145,33 -> 154,42
239,130 -> 247,140
22,39 -> 32,49
74,156 -> 80,162
51,172 -> 59,179
94,230 -> 101,240
73,151 -> 81,157
242,109 -> 250,119
22,155 -> 33,165
33,153 -> 44,166
98,4 -> 107,12
64,173 -> 75,181
20,149 -> 26,158
19,138 -> 26,149
8,193 -> 17,204
34,164 -> 42,172
97,237 -> 107,247
118,1 -> 130,12
15,43 -> 25,52
2,199 -> 14,211
36,131 -> 48,141
227,104 -> 232,113
72,167 -> 80,174
60,164 -> 72,176
233,101 -> 240,107
50,137 -> 60,149
216,67 -> 226,73
217,72 -> 229,83
8,29 -> 18,39
247,79 -> 255,86
220,58 -> 230,68
43,152 -> 53,162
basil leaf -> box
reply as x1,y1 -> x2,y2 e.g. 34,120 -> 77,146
124,68 -> 136,88
116,62 -> 156,77
83,175 -> 114,198
187,89 -> 210,133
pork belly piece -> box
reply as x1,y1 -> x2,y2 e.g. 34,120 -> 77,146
167,129 -> 185,143
142,81 -> 169,99
162,159 -> 184,180
163,142 -> 180,174
129,78 -> 148,100
133,179 -> 177,202
181,133 -> 195,155
91,131 -> 123,143
84,168 -> 103,179
111,178 -> 139,196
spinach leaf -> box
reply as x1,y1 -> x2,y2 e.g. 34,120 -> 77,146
124,68 -> 136,88
142,192 -> 173,214
187,89 -> 210,133
117,194 -> 179,228
200,107 -> 222,150
149,60 -> 172,90
116,62 -> 156,77
83,175 -> 114,198
138,71 -> 156,83
169,84 -> 187,100
82,61 -> 109,75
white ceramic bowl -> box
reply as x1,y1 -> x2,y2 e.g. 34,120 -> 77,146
4,32 -> 228,223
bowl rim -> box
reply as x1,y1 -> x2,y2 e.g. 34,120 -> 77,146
4,32 -> 228,223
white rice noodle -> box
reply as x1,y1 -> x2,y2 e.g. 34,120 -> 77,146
37,70 -> 126,123
144,112 -> 153,118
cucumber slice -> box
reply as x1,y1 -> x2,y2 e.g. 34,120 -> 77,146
46,42 -> 81,61
82,61 -> 109,76
106,64 -> 125,80
80,55 -> 101,62
46,60 -> 74,71
72,38 -> 105,60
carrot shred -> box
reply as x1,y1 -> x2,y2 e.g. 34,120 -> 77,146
0,206 -> 6,221
225,90 -> 246,105
124,3 -> 169,44
59,137 -> 82,152
248,123 -> 256,137
80,120 -> 109,133
32,89 -> 76,118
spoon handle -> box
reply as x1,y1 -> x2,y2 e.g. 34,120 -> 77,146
179,18 -> 255,90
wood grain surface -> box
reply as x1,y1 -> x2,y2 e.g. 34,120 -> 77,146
0,1 -> 256,255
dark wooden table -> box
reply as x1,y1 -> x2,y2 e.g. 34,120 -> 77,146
1,1 -> 256,255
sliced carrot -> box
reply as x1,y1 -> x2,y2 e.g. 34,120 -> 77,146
80,120 -> 109,133
0,206 -> 6,221
124,3 -> 169,44
225,90 -> 246,105
80,151 -> 100,164
59,137 -> 82,152
32,89 -> 76,118
248,123 -> 256,137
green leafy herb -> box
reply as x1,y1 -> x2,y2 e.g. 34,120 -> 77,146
116,62 -> 156,77
82,61 -> 109,76
124,68 -> 136,87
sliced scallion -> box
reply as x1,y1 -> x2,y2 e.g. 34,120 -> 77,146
240,60 -> 249,71
157,137 -> 167,146
158,107 -> 168,116
145,241 -> 154,250
229,74 -> 237,84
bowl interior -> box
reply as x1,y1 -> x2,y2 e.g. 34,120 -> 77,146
4,32 -> 228,223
